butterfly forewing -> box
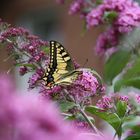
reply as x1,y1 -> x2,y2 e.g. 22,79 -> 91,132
43,40 -> 74,88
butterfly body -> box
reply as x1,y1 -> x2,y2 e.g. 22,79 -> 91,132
42,40 -> 74,88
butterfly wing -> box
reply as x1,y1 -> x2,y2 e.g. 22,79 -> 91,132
43,40 -> 74,88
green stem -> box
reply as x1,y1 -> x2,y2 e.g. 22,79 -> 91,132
78,106 -> 101,134
61,112 -> 73,117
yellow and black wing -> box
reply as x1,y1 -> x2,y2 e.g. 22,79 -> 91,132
42,40 -> 74,88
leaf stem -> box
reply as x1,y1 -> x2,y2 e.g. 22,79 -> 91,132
113,132 -> 117,140
78,106 -> 101,134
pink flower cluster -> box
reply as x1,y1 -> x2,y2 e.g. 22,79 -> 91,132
86,0 -> 140,32
119,95 -> 129,102
69,0 -> 84,15
95,28 -> 118,56
66,69 -> 103,104
72,120 -> 91,132
86,0 -> 140,56
28,68 -> 44,89
130,92 -> 140,104
0,75 -> 106,140
96,94 -> 130,110
136,94 -> 140,103
63,0 -> 140,33
0,21 -> 50,89
1,26 -> 49,64
74,70 -> 99,93
58,0 -> 140,56
96,95 -> 113,109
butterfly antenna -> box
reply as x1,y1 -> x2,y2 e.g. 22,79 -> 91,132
3,54 -> 14,62
83,59 -> 88,67
7,66 -> 14,74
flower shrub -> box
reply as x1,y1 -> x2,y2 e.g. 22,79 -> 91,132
1,0 -> 140,139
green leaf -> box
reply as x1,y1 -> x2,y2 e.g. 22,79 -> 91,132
64,115 -> 76,120
123,58 -> 140,79
114,57 -> 140,91
41,46 -> 50,54
59,101 -> 75,112
96,0 -> 103,5
123,115 -> 135,122
15,63 -> 37,69
114,77 -> 140,92
125,134 -> 140,140
104,50 -> 130,84
124,125 -> 140,140
116,101 -> 127,118
104,11 -> 118,23
86,106 -> 122,136
132,125 -> 140,133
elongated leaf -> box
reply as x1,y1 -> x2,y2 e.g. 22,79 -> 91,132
125,134 -> 140,140
116,101 -> 127,118
86,106 -> 122,136
114,57 -> 140,91
104,50 -> 130,84
64,115 -> 76,120
15,63 -> 37,69
123,58 -> 140,79
59,101 -> 75,112
114,77 -> 140,92
124,123 -> 140,140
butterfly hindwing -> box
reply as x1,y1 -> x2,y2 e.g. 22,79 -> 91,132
43,40 -> 74,88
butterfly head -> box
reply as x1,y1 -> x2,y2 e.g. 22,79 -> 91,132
42,74 -> 54,89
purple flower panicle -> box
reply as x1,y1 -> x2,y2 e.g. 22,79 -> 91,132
0,21 -> 49,90
119,95 -> 129,103
86,0 -> 140,33
96,94 -> 130,110
69,0 -> 84,15
86,5 -> 105,28
57,0 -> 140,56
19,66 -> 28,76
97,95 -> 113,109
66,69 -> 102,104
95,27 -> 119,56
28,69 -> 44,89
136,95 -> 140,103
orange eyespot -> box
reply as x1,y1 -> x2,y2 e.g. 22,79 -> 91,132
47,82 -> 54,89
47,83 -> 52,87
